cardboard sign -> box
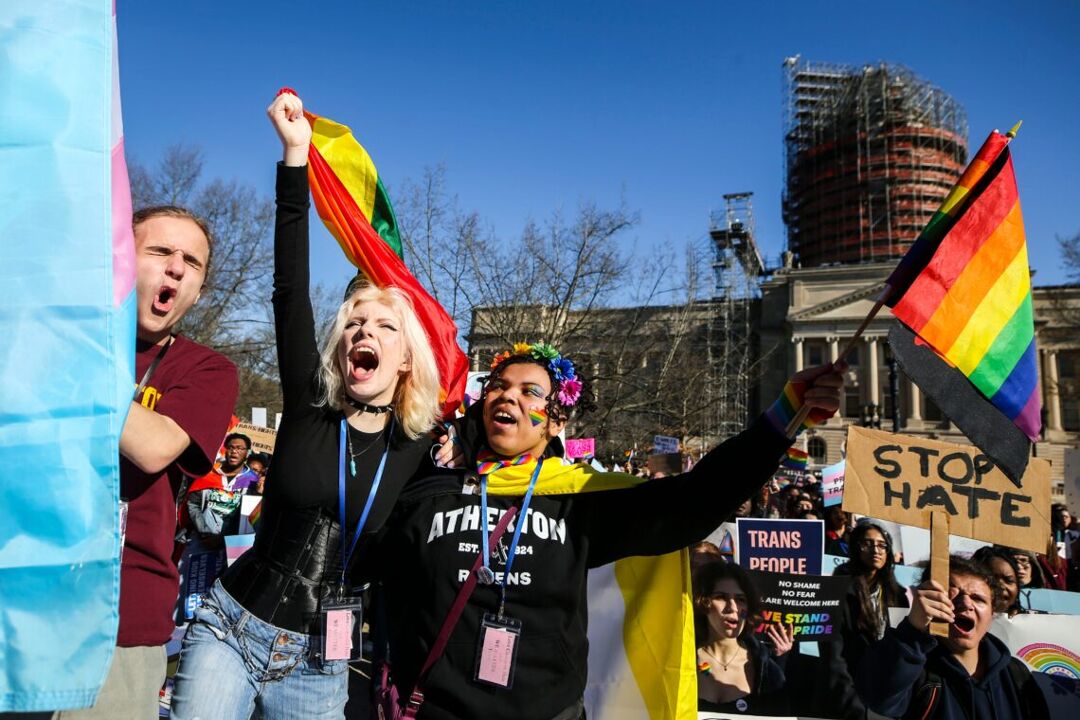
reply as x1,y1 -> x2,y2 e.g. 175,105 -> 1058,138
652,435 -> 679,455
1066,448 -> 1080,520
233,422 -> 277,455
821,459 -> 845,508
647,453 -> 681,476
566,437 -> 596,460
749,570 -> 852,642
737,518 -> 824,575
843,426 -> 1050,554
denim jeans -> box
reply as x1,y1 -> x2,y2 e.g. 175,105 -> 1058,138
169,580 -> 348,720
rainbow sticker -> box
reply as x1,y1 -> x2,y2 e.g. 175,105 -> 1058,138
1017,643 -> 1080,679
528,408 -> 547,426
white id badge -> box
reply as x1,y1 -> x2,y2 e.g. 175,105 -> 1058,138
473,613 -> 522,689
317,596 -> 364,663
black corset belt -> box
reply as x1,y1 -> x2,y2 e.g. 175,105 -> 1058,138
219,504 -> 345,634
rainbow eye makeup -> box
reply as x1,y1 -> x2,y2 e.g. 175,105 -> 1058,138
528,408 -> 547,426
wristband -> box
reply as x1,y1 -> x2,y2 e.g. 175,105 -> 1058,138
765,380 -> 833,437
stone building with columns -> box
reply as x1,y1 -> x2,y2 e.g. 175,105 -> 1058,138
757,261 -> 1080,501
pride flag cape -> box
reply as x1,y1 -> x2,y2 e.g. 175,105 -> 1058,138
304,109 -> 468,419
885,128 -> 1038,485
0,1 -> 135,711
487,459 -> 697,720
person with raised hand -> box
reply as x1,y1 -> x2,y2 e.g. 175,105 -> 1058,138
857,554 -> 1050,720
372,345 -> 843,719
169,90 -> 456,720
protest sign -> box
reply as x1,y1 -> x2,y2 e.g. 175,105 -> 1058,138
233,422 -> 277,455
704,522 -> 738,558
566,438 -> 596,460
652,435 -> 679,455
843,426 -> 1050,554
1066,448 -> 1080,519
1022,588 -> 1080,615
749,570 -> 851,641
737,518 -> 824,575
821,460 -> 845,507
225,534 -> 256,566
896,524 -> 987,566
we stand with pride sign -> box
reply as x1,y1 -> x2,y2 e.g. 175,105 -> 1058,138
736,518 -> 824,575
749,571 -> 852,642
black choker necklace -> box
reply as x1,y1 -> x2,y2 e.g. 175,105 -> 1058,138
345,396 -> 393,414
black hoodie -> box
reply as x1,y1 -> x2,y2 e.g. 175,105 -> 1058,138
374,416 -> 790,720
858,617 -> 1033,720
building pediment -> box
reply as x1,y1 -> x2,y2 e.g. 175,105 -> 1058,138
790,282 -> 886,321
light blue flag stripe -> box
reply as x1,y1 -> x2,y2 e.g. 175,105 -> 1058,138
0,0 -> 133,711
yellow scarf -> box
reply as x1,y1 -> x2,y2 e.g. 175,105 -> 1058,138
487,458 -> 696,720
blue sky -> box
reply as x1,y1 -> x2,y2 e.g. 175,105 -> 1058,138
118,1 -> 1080,295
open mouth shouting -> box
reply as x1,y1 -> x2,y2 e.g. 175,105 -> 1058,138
152,285 -> 177,315
490,406 -> 518,429
348,344 -> 381,382
950,613 -> 976,639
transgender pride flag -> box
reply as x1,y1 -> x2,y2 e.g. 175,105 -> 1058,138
0,1 -> 135,711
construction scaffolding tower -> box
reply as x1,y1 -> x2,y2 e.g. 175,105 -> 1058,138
706,192 -> 764,441
782,56 -> 968,267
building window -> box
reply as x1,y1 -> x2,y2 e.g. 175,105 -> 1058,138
808,436 -> 827,463
807,343 -> 824,367
844,385 -> 861,418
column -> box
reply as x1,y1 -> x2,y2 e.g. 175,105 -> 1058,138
828,336 -> 839,364
867,337 -> 880,406
908,378 -> 922,421
1046,349 -> 1063,432
793,337 -> 804,373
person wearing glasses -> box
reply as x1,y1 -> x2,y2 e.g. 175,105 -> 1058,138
816,519 -> 910,718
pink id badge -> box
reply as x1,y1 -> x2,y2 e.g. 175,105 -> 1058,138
473,613 -> 522,689
317,597 -> 364,663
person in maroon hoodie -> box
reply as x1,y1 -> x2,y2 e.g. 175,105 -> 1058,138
59,207 -> 238,720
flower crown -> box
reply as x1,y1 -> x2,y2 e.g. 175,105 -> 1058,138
489,342 -> 582,407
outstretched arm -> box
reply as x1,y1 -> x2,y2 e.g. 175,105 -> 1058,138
583,363 -> 843,566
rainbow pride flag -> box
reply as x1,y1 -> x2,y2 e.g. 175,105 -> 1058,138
781,446 -> 809,471
304,109 -> 467,419
886,128 -> 1039,485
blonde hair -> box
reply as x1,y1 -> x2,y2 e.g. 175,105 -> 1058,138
316,282 -> 441,439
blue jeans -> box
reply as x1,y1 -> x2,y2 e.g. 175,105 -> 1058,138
169,581 -> 348,720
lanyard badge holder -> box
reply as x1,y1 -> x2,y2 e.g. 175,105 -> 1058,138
472,461 -> 542,689
314,417 -> 393,666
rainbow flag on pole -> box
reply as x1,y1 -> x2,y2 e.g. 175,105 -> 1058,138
304,109 -> 467,419
781,446 -> 809,471
0,0 -> 134,710
885,127 -> 1039,485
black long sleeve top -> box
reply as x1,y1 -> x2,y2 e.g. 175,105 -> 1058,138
220,164 -> 428,632
376,415 -> 791,719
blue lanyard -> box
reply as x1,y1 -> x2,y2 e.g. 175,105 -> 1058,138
480,459 -> 543,606
337,416 -> 394,589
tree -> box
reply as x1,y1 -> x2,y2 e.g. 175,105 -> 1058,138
130,144 -> 281,419
395,168 -> 748,459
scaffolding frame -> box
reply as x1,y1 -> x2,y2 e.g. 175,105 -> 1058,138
706,192 -> 763,442
782,56 -> 968,267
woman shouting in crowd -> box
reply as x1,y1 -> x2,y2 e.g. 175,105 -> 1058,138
373,343 -> 843,719
170,91 -> 454,720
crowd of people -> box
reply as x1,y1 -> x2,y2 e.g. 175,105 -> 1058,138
55,88 -> 1078,720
